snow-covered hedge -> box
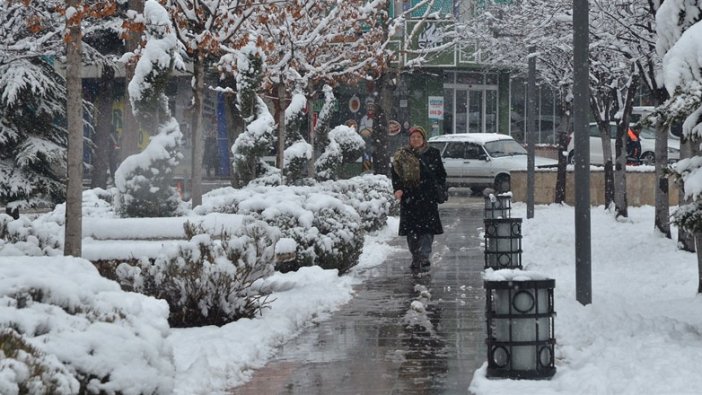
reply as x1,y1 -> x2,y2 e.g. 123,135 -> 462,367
196,178 -> 388,273
0,190 -> 120,257
0,257 -> 175,395
0,214 -> 63,256
264,193 -> 364,273
114,220 -> 278,327
318,174 -> 396,232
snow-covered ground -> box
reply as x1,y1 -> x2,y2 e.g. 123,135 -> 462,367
3,200 -> 702,394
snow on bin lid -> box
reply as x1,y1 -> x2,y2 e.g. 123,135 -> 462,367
482,268 -> 552,282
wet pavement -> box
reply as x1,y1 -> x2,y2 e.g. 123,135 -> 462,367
231,195 -> 487,395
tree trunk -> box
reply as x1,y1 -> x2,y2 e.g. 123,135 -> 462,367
64,0 -> 83,257
91,66 -> 115,189
307,105 -> 316,178
598,121 -> 615,208
555,131 -> 568,203
612,136 -> 627,217
120,0 -> 144,161
190,57 -> 205,207
554,96 -> 572,204
654,121 -> 671,237
679,135 -> 695,251
276,84 -> 286,171
613,74 -> 637,218
374,74 -> 391,176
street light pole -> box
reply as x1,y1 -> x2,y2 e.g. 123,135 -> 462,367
526,47 -> 536,219
573,0 -> 592,305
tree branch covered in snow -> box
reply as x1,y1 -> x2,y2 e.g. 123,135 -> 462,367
0,58 -> 67,210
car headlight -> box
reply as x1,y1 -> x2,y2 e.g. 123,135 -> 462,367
668,147 -> 680,154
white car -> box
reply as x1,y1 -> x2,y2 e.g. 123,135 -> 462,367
428,133 -> 558,193
566,123 -> 680,165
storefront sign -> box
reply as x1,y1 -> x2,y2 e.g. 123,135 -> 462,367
428,96 -> 444,120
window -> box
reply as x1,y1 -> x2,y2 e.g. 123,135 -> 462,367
444,142 -> 465,158
465,143 -> 483,159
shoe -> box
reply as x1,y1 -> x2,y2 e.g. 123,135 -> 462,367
421,259 -> 431,267
410,259 -> 420,270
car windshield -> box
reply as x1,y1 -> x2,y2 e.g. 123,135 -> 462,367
484,139 -> 527,157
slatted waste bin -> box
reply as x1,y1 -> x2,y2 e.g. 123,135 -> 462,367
484,218 -> 522,270
484,270 -> 556,379
484,193 -> 511,219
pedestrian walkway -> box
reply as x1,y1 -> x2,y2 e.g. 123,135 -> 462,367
231,196 -> 487,395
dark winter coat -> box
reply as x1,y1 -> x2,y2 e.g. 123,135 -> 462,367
391,144 -> 446,236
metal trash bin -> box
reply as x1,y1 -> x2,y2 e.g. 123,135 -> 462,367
484,271 -> 556,379
484,193 -> 511,219
484,218 -> 522,270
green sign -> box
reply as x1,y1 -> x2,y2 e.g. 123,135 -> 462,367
410,0 -> 453,18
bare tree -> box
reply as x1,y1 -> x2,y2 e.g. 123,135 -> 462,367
168,0 -> 258,207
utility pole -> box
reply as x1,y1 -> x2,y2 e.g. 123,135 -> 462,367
573,0 -> 592,305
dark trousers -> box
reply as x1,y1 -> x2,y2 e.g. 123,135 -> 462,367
407,233 -> 434,263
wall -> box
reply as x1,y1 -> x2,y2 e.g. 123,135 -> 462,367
510,169 -> 680,206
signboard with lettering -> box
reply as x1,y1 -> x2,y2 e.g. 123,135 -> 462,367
428,96 -> 444,120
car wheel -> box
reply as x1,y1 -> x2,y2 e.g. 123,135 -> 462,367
494,175 -> 510,193
567,151 -> 575,165
640,152 -> 655,165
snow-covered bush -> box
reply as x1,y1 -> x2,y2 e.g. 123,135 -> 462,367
115,220 -> 277,327
195,184 -> 371,273
315,125 -> 365,181
116,0 -> 184,218
284,139 -> 313,184
319,174 -> 396,232
114,119 -> 183,217
231,95 -> 278,187
0,328 -> 79,395
127,0 -> 183,134
231,45 -> 277,187
0,257 -> 175,394
302,198 -> 364,273
0,214 -> 63,256
283,91 -> 312,184
0,189 -> 121,257
312,85 -> 336,150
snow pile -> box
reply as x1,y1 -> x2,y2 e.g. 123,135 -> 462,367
0,256 -> 174,395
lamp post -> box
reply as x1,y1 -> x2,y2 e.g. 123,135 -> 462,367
527,46 -> 536,219
573,0 -> 592,306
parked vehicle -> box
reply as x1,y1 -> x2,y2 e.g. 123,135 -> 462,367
427,133 -> 558,193
566,123 -> 680,165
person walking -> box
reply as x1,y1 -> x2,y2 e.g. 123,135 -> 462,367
391,125 -> 447,271
626,126 -> 642,165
